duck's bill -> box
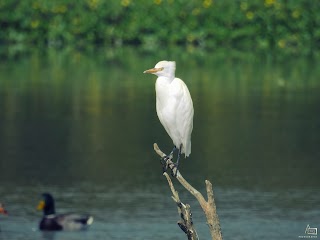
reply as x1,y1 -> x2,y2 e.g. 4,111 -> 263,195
0,207 -> 8,215
143,67 -> 163,74
37,200 -> 45,210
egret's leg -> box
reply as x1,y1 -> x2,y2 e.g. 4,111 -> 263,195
175,145 -> 182,167
169,146 -> 177,156
172,145 -> 182,177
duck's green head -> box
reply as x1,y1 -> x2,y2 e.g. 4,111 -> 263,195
37,193 -> 55,215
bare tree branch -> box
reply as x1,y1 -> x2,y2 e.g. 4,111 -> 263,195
154,143 -> 223,240
163,172 -> 199,240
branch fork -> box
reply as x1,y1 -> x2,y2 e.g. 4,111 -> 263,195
154,143 -> 223,240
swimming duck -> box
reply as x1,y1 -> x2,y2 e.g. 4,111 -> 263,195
37,193 -> 93,231
0,203 -> 8,215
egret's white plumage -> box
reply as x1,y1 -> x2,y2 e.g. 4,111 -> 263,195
144,61 -> 194,161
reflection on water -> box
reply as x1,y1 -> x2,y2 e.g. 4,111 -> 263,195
0,48 -> 319,239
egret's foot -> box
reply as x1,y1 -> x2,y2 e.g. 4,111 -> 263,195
161,160 -> 168,173
160,155 -> 170,173
171,163 -> 179,177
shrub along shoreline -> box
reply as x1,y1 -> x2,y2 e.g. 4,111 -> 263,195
0,0 -> 319,55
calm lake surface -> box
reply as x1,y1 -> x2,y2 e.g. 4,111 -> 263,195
0,48 -> 319,240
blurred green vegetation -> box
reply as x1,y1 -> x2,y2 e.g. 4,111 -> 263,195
0,0 -> 319,55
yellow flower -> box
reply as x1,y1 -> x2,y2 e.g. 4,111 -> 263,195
278,39 -> 286,48
246,11 -> 254,20
203,0 -> 212,8
88,0 -> 100,10
264,0 -> 275,7
192,8 -> 200,16
58,5 -> 67,13
154,0 -> 161,5
292,9 -> 300,19
121,0 -> 130,7
31,20 -> 40,29
52,5 -> 67,14
72,17 -> 80,25
187,34 -> 195,43
32,2 -> 39,10
240,2 -> 248,11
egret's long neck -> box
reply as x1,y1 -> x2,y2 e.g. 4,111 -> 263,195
156,76 -> 174,85
155,76 -> 174,105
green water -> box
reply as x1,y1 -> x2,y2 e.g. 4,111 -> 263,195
0,48 -> 319,239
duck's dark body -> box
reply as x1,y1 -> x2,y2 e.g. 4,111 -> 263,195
39,213 -> 93,231
39,215 -> 63,231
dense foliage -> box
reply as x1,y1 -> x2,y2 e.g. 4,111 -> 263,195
0,0 -> 319,54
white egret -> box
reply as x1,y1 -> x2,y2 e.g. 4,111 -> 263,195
144,60 -> 194,170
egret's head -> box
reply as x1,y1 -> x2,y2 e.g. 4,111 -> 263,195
143,61 -> 176,79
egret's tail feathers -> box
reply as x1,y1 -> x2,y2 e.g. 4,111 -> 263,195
183,141 -> 191,158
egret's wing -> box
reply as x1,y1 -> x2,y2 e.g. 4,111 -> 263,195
156,80 -> 182,148
174,78 -> 194,156
156,94 -> 180,145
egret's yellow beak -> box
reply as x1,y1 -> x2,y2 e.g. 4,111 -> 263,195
37,200 -> 45,210
143,67 -> 164,74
